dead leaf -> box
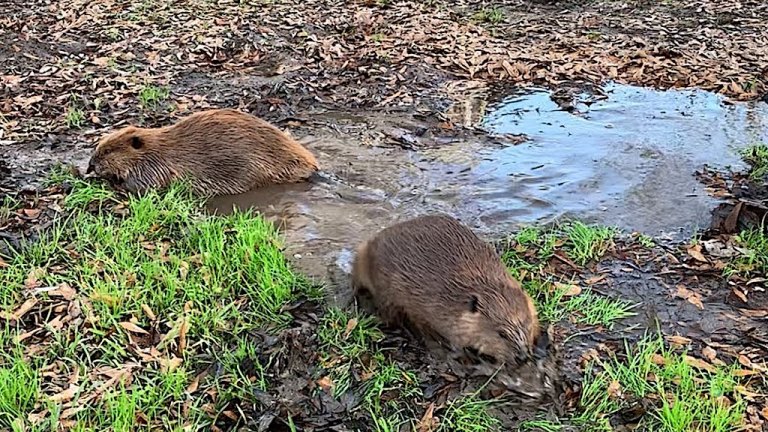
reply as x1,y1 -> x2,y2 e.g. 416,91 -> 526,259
674,285 -> 704,309
686,243 -> 708,262
22,208 -> 41,218
584,274 -> 607,285
732,288 -> 748,303
684,355 -> 716,373
179,261 -> 189,280
702,346 -> 717,362
417,402 -> 438,432
607,380 -> 622,398
141,304 -> 156,321
48,384 -> 80,403
555,282 -> 582,296
4,298 -> 38,321
160,356 -> 183,373
179,316 -> 189,355
48,283 -> 76,301
738,355 -> 753,368
316,376 -> 334,391
25,268 -> 45,289
119,321 -> 150,335
666,335 -> 692,347
344,318 -> 358,339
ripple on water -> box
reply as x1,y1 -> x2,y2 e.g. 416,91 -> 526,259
206,83 -> 768,286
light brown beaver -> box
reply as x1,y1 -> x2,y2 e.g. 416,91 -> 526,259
87,108 -> 319,196
351,214 -> 550,370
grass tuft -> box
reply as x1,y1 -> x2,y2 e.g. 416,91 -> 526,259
563,221 -> 618,266
472,7 -> 505,24
0,175 -> 310,428
726,225 -> 768,277
138,84 -> 170,110
739,143 -> 768,181
438,392 -> 501,432
502,224 -> 634,328
575,335 -> 746,432
317,308 -> 384,397
65,105 -> 86,129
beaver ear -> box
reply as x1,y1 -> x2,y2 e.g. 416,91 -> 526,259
533,330 -> 551,359
468,295 -> 479,313
130,136 -> 143,150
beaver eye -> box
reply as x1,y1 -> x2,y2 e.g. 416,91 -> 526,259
131,136 -> 143,149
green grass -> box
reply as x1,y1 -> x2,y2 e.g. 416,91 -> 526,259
472,7 -> 505,24
317,307 -> 384,397
138,84 -> 170,110
635,233 -> 655,248
726,225 -> 768,277
739,143 -> 768,181
574,335 -> 746,432
563,221 -> 618,266
519,419 -> 563,431
0,170 -> 313,429
438,392 -> 501,432
0,351 -> 39,428
502,225 -> 634,328
65,105 -> 86,129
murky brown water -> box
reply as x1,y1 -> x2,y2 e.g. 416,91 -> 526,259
207,83 -> 768,297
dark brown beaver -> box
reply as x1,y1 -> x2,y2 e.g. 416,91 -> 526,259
351,214 -> 549,369
87,108 -> 319,196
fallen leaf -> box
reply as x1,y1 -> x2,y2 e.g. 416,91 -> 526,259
555,282 -> 582,296
25,268 -> 46,289
702,346 -> 717,362
119,321 -> 150,335
734,385 -> 766,399
48,283 -> 76,301
141,304 -> 156,321
179,261 -> 189,280
316,376 -> 334,391
674,285 -> 704,309
160,356 -> 183,373
686,243 -> 708,262
684,355 -> 716,373
666,335 -> 692,347
22,208 -> 41,218
732,288 -> 748,303
607,379 -> 622,398
738,355 -> 753,368
417,402 -> 438,432
651,353 -> 667,366
5,298 -> 38,321
344,318 -> 358,338
584,274 -> 607,285
48,384 -> 79,403
179,316 -> 189,355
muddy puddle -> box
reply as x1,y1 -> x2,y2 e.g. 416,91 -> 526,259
208,83 -> 768,296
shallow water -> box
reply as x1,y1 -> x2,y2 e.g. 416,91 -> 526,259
207,83 -> 768,294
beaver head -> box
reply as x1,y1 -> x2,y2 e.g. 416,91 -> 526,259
456,276 -> 546,368
87,126 -> 177,193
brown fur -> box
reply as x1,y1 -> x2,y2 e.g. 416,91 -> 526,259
351,214 -> 545,368
87,109 -> 319,196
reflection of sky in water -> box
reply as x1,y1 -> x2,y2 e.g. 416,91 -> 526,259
420,83 -> 768,236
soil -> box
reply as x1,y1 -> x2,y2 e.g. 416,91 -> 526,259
2,0 -> 768,430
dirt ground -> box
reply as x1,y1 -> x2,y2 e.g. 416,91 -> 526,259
2,0 -> 768,431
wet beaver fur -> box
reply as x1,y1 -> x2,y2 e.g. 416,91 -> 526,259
87,108 -> 319,196
351,214 -> 550,370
